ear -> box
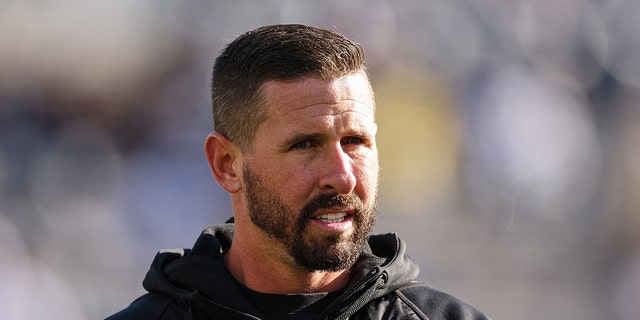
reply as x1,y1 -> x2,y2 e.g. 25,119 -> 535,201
205,132 -> 242,193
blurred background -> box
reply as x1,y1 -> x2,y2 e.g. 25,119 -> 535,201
1,0 -> 639,319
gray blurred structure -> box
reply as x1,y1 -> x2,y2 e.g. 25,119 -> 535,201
1,1 -> 639,319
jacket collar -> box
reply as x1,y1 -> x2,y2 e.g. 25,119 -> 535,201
141,223 -> 420,318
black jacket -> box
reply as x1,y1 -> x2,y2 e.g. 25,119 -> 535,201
107,224 -> 490,320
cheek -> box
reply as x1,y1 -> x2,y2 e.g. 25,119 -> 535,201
355,155 -> 380,195
268,160 -> 317,202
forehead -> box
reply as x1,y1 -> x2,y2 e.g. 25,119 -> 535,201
260,73 -> 375,121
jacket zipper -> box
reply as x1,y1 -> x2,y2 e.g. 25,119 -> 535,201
316,267 -> 387,320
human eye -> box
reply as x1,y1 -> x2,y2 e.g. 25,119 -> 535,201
287,134 -> 323,151
290,140 -> 315,150
341,136 -> 365,146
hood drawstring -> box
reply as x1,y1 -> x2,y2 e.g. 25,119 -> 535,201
182,291 -> 196,320
184,301 -> 193,320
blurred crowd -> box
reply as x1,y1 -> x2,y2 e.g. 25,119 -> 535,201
1,1 -> 639,319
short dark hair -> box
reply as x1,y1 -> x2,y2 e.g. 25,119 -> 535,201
211,24 -> 367,150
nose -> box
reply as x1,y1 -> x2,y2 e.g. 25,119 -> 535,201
318,144 -> 357,195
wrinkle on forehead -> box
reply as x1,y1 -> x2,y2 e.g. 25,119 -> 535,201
280,103 -> 374,124
262,73 -> 375,122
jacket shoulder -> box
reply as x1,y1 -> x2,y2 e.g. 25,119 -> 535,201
105,293 -> 184,320
395,283 -> 490,320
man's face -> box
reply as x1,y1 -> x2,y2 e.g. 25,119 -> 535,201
241,72 -> 379,272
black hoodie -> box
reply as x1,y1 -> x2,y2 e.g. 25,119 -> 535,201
106,224 -> 490,320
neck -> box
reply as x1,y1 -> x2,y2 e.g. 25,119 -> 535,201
224,218 -> 352,294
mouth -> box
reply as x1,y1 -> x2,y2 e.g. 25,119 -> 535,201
310,208 -> 355,233
315,212 -> 348,223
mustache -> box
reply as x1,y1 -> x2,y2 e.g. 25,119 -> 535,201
301,193 -> 365,219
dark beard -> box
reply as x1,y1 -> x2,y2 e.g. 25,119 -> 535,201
243,164 -> 377,272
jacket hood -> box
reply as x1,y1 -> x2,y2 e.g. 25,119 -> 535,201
141,223 -> 421,317
360,232 -> 421,300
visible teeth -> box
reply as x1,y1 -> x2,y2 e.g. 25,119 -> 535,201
317,212 -> 347,223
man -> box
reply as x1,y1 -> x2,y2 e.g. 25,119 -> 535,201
107,24 -> 490,320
